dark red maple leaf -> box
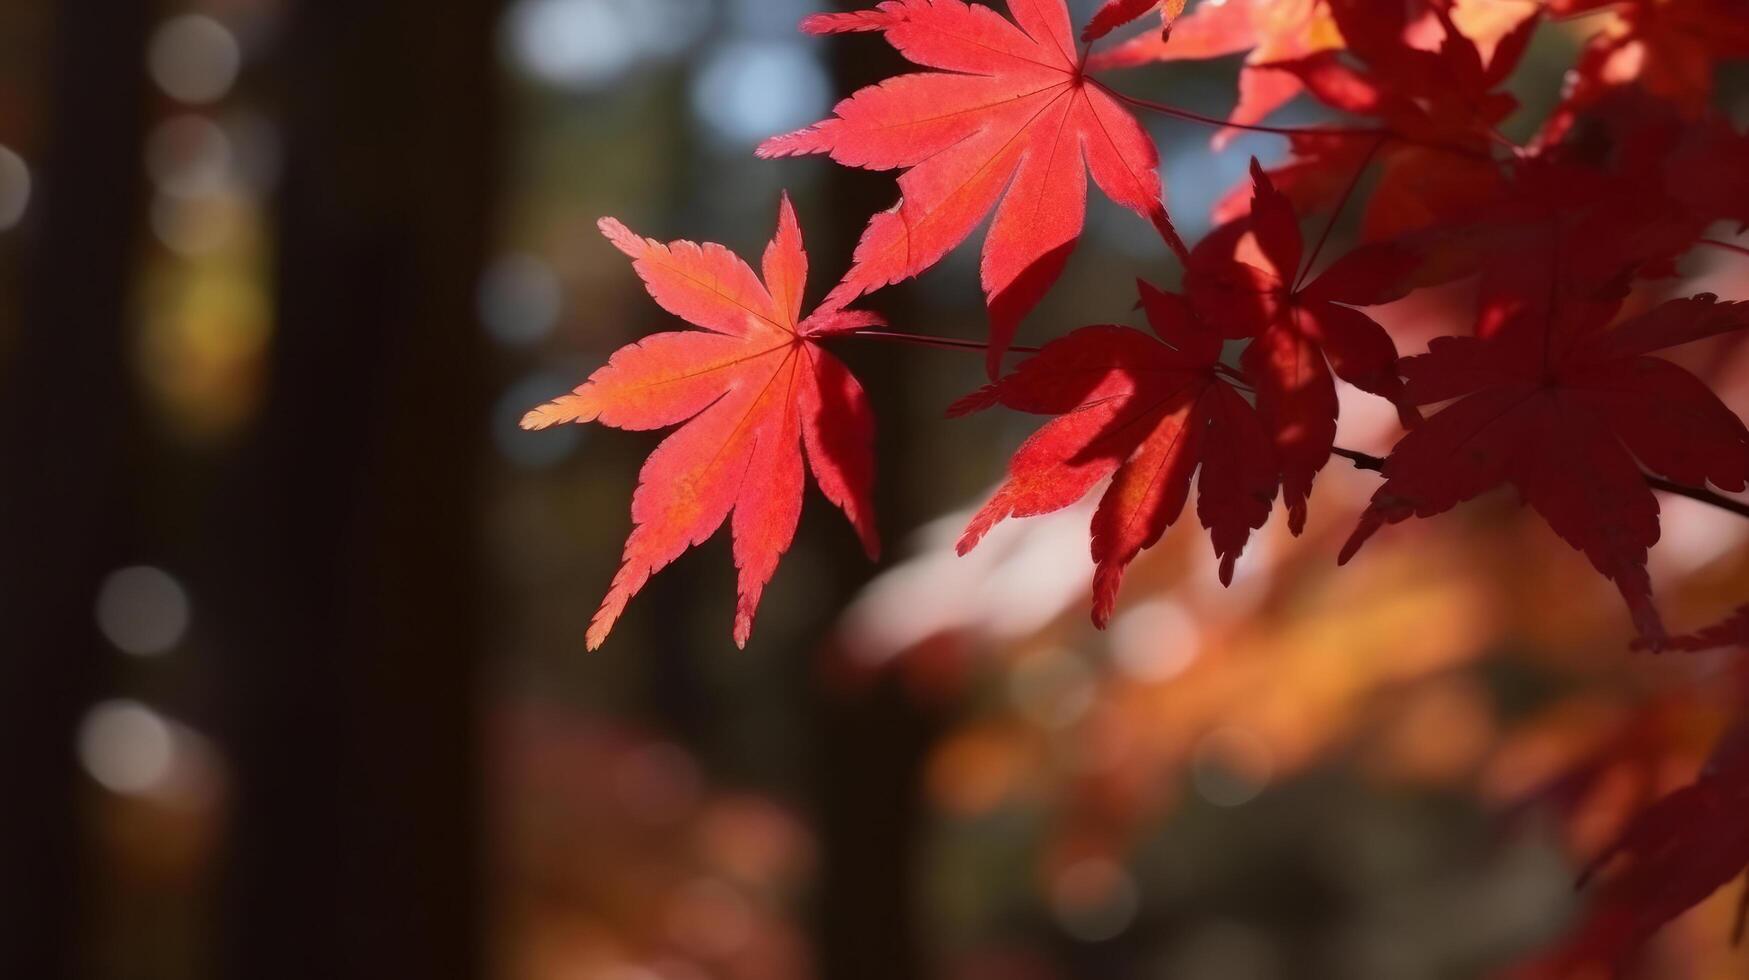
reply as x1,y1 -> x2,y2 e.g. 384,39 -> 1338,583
952,282 -> 1277,626
1543,0 -> 1749,146
1380,92 -> 1749,300
1340,292 -> 1749,644
758,0 -> 1182,375
1189,158 -> 1417,533
1546,90 -> 1749,237
521,197 -> 881,649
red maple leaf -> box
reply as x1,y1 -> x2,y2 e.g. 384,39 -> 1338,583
952,282 -> 1277,626
1093,0 -> 1536,151
521,197 -> 881,649
1340,292 -> 1749,644
1188,158 -> 1417,532
757,0 -> 1181,374
1231,0 -> 1536,240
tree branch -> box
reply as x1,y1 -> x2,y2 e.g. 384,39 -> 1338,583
1332,447 -> 1749,520
1331,447 -> 1387,472
1700,239 -> 1749,260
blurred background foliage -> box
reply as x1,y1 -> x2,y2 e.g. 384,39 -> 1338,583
1,1 -> 1748,979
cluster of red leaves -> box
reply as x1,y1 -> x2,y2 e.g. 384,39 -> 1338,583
528,1 -> 1749,962
534,0 -> 1749,645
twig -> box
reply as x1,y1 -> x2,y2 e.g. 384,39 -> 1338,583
849,335 -> 1749,521
1700,239 -> 1749,260
1333,447 -> 1749,520
1331,447 -> 1387,472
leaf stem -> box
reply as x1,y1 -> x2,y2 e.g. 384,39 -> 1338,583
1333,448 -> 1749,521
849,329 -> 1043,356
1293,134 -> 1387,293
852,327 -> 1256,390
1099,79 -> 1508,168
1096,82 -> 1387,139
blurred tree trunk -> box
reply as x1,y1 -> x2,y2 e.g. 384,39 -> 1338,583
211,2 -> 502,979
806,35 -> 949,980
0,0 -> 150,976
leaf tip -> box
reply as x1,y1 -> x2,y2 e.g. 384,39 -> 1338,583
797,12 -> 854,36
1337,515 -> 1381,565
957,497 -> 1010,556
1286,499 -> 1308,536
955,521 -> 991,556
1091,565 -> 1126,628
598,217 -> 642,258
584,621 -> 610,652
1247,155 -> 1271,192
947,386 -> 1000,418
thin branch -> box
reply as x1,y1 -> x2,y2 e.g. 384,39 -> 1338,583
1700,239 -> 1749,260
1294,134 -> 1387,293
850,334 -> 1749,521
1646,477 -> 1749,520
1331,447 -> 1386,472
1332,447 -> 1749,521
850,326 -> 1261,395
